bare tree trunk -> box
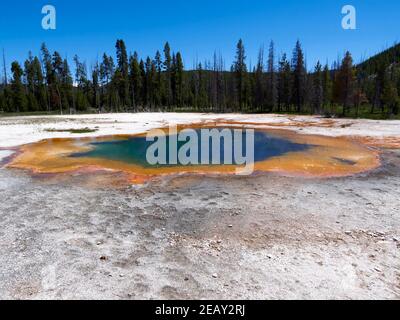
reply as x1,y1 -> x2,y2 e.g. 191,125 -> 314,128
2,49 -> 8,86
56,85 -> 63,115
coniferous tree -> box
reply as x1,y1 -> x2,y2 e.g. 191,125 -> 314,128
337,51 -> 355,116
375,62 -> 387,113
266,41 -> 277,112
163,42 -> 172,109
150,59 -> 158,110
174,52 -> 184,108
197,62 -> 208,110
52,51 -> 64,114
2,38 -> 400,118
91,63 -> 100,112
291,40 -> 306,112
100,54 -> 114,111
33,56 -> 47,111
322,64 -> 332,112
73,55 -> 90,111
254,46 -> 265,112
40,43 -> 53,111
382,65 -> 400,116
217,54 -> 226,112
210,52 -> 219,110
115,39 -> 130,108
129,52 -> 142,110
312,61 -> 323,114
11,61 -> 27,112
144,56 -> 154,109
353,68 -> 368,117
170,53 -> 177,107
277,54 -> 291,112
61,58 -> 73,113
139,59 -> 146,108
24,53 -> 39,111
0,90 -> 6,112
154,51 -> 163,108
233,39 -> 249,111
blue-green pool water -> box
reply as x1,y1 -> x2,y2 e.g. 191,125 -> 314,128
70,129 -> 310,167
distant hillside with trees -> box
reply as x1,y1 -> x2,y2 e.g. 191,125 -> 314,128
0,39 -> 399,119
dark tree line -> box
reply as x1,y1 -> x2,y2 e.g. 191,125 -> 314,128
1,39 -> 399,117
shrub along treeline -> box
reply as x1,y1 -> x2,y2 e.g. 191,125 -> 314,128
0,39 -> 399,118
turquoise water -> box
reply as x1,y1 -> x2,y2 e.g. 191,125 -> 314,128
71,129 -> 310,167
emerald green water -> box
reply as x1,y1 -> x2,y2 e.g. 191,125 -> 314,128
70,129 -> 310,167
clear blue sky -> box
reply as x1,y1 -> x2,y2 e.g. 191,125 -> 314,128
0,0 -> 399,73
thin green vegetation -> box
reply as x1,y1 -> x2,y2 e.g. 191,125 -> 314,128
44,127 -> 98,134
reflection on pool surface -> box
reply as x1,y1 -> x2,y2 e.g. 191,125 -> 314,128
70,130 -> 311,167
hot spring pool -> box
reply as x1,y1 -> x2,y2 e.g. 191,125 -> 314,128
6,125 -> 380,182
70,129 -> 310,167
